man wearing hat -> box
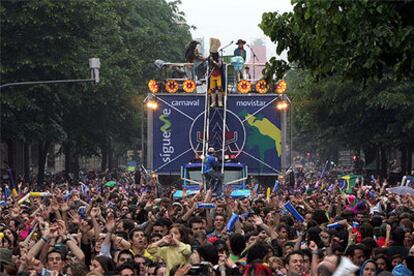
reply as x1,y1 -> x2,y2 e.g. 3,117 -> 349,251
234,39 -> 247,61
208,38 -> 225,108
234,39 -> 247,82
203,147 -> 223,196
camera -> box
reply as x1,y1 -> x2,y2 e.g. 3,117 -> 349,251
49,212 -> 57,223
188,262 -> 210,276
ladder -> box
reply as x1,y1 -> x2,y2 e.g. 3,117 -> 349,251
200,59 -> 228,184
220,64 -> 228,174
201,61 -> 210,191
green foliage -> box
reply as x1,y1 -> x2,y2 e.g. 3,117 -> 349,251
260,0 -> 414,82
286,69 -> 414,159
261,0 -> 414,171
1,0 -> 192,172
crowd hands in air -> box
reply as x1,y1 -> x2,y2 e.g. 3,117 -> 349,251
1,169 -> 414,276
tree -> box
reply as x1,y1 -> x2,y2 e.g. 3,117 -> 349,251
260,0 -> 414,176
260,0 -> 414,82
76,0 -> 191,171
1,0 -> 105,183
1,0 -> 192,183
286,69 -> 414,175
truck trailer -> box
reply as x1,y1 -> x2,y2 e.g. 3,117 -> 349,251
145,58 -> 286,197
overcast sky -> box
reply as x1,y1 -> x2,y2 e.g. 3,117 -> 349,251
176,0 -> 293,59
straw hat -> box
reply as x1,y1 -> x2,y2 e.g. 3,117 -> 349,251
209,38 -> 221,53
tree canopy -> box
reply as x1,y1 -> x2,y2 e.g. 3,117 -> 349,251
1,0 -> 192,182
260,0 -> 414,82
260,0 -> 414,175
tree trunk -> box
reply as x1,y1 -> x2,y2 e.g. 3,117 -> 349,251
64,143 -> 72,179
380,147 -> 387,178
101,147 -> 107,171
400,146 -> 407,175
105,137 -> 113,171
24,141 -> 31,181
37,140 -> 51,187
6,139 -> 14,169
108,146 -> 113,170
363,144 -> 376,168
408,146 -> 413,175
73,153 -> 80,180
375,146 -> 380,176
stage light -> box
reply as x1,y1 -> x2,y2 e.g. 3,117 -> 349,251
183,79 -> 196,93
255,79 -> 269,94
146,100 -> 158,110
276,100 -> 289,110
165,80 -> 179,93
275,79 -> 287,94
238,80 -> 251,94
148,80 -> 159,93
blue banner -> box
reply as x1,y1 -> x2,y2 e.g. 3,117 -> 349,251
151,94 -> 281,175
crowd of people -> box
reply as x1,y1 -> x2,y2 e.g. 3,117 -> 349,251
1,167 -> 414,276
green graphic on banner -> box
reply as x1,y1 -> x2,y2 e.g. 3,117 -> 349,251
245,113 -> 282,157
152,94 -> 281,174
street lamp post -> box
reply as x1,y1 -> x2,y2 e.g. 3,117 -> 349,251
0,58 -> 101,90
289,99 -> 293,169
141,101 -> 145,167
147,105 -> 154,171
276,92 -> 291,174
281,105 -> 288,172
144,94 -> 158,171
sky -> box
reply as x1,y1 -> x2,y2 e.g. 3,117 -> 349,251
176,0 -> 293,59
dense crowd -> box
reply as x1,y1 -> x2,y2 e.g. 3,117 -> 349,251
0,168 -> 414,276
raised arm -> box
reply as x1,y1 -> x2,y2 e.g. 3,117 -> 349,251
309,241 -> 319,276
99,213 -> 115,258
27,222 -> 47,260
90,207 -> 102,240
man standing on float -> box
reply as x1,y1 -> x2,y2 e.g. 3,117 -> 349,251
208,38 -> 225,108
203,147 -> 223,196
